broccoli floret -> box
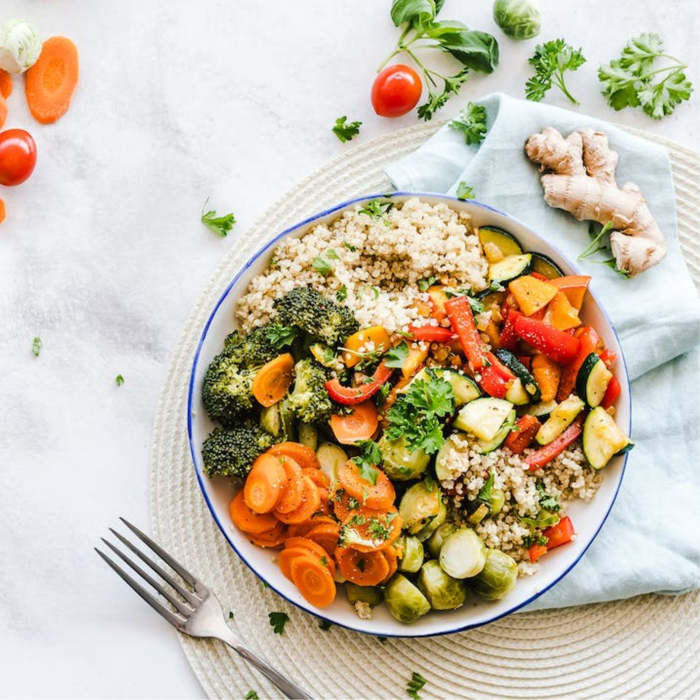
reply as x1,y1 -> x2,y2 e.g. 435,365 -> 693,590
273,286 -> 358,347
202,423 -> 276,480
242,323 -> 283,367
201,350 -> 255,425
288,358 -> 333,424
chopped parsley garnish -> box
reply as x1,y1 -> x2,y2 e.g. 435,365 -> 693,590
312,250 -> 337,276
115,374 -> 125,386
268,611 -> 289,635
348,497 -> 360,510
456,182 -> 475,200
476,470 -> 495,504
265,322 -> 298,350
332,116 -> 362,143
343,241 -> 357,252
407,671 -> 427,699
318,619 -> 333,631
525,38 -> 586,105
336,284 -> 348,302
358,198 -> 393,220
523,533 -> 548,548
245,691 -> 259,700
384,341 -> 409,369
537,483 -> 561,512
417,275 -> 438,292
449,102 -> 487,145
32,336 -> 41,357
228,611 -> 235,619
352,440 -> 382,485
201,201 -> 236,237
385,369 -> 455,454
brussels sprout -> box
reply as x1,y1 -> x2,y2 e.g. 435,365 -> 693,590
415,498 -> 447,542
0,19 -> 41,73
316,442 -> 347,485
489,488 -> 506,515
378,434 -> 430,481
471,549 -> 518,600
345,582 -> 383,607
493,0 -> 541,40
398,478 -> 442,534
417,560 -> 468,610
439,528 -> 486,579
426,522 -> 458,558
396,536 -> 425,573
467,503 -> 490,525
384,574 -> 431,623
298,422 -> 318,451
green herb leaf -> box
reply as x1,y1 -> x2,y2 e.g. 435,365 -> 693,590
417,68 -> 470,121
456,182 -> 475,200
312,253 -> 334,276
440,30 -> 499,73
201,202 -> 236,237
265,322 -> 298,350
352,440 -> 382,485
450,102 -> 487,145
343,241 -> 357,252
384,341 -> 410,368
245,691 -> 259,700
418,275 -> 438,292
332,116 -> 362,143
318,619 -> 333,631
378,636 -> 388,643
358,198 -> 394,219
477,470 -> 495,504
228,611 -> 235,619
336,284 -> 348,302
537,483 -> 561,513
407,671 -> 428,699
525,39 -> 586,104
115,374 -> 125,386
32,336 -> 41,357
268,611 -> 289,635
390,0 -> 436,27
523,533 -> 548,548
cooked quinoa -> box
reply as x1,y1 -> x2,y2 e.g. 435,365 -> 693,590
236,197 -> 488,333
438,433 -> 601,573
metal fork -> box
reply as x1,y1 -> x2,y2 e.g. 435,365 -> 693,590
96,517 -> 312,699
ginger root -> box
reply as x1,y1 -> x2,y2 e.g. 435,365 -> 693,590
525,126 -> 666,276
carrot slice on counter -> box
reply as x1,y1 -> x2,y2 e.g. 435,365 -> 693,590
252,353 -> 294,407
334,546 -> 390,587
329,401 -> 379,444
275,476 -> 321,524
247,522 -> 287,548
337,460 -> 395,511
25,36 -> 79,124
243,453 -> 286,513
229,491 -> 279,535
290,554 -> 337,608
269,442 -> 320,470
0,70 -> 12,98
306,522 -> 341,555
272,457 -> 303,514
340,507 -> 401,552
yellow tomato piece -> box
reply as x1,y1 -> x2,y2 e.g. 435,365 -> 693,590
508,275 -> 558,316
401,343 -> 429,379
342,326 -> 391,368
545,291 -> 581,331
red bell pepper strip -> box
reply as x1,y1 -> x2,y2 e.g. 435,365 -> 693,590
325,361 -> 393,406
478,365 -> 509,398
601,375 -> 621,409
498,309 -> 520,351
517,354 -> 532,370
513,314 -> 580,366
543,516 -> 575,549
528,544 -> 548,563
504,414 -> 541,454
407,324 -> 457,343
529,271 -> 549,281
485,352 -> 515,381
557,326 -> 600,401
444,296 -> 486,371
599,348 -> 617,369
525,414 -> 585,471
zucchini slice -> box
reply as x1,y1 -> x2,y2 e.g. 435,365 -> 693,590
488,254 -> 532,284
404,367 -> 480,407
453,397 -> 514,442
494,348 -> 542,402
504,377 -> 530,406
316,442 -> 348,484
583,407 -> 631,469
576,353 -> 613,407
435,433 -> 464,482
478,226 -> 523,262
530,252 -> 564,279
398,479 -> 442,534
297,423 -> 318,451
535,395 -> 585,445
525,400 -> 558,419
477,409 -> 516,454
259,403 -> 281,436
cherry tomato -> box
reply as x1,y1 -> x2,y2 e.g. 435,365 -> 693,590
0,129 -> 37,186
371,64 -> 422,117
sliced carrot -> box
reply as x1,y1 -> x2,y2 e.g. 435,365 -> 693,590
380,545 -> 398,583
252,353 -> 294,407
243,453 -> 286,513
0,198 -> 5,226
272,457 -> 303,514
286,514 -> 337,538
290,554 -> 337,608
284,537 -> 335,576
0,94 -> 7,129
340,507 -> 401,552
247,522 -> 288,548
278,547 -> 309,580
25,37 -> 79,124
331,487 -> 360,521
0,70 -> 12,99
229,491 -> 279,535
268,442 -> 320,470
275,476 -> 322,524
342,326 -> 391,368
306,522 -> 341,555
334,546 -> 390,586
337,460 -> 395,511
303,468 -> 330,489
329,401 -> 379,445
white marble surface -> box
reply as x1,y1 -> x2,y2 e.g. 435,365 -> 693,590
0,1 -> 697,697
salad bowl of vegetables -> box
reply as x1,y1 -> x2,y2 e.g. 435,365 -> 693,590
187,193 -> 631,637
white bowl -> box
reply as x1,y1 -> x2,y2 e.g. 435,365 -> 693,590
187,193 -> 631,637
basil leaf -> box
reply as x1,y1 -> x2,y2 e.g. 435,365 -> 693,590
423,19 -> 467,39
440,30 -> 499,73
390,0 -> 436,27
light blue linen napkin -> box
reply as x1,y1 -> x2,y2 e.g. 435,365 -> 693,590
386,93 -> 700,609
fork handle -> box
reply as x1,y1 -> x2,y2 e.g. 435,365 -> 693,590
232,644 -> 313,699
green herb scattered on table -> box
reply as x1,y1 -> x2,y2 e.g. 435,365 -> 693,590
449,102 -> 488,145
318,619 -> 333,631
245,691 -> 259,700
332,116 -> 362,142
456,182 -> 475,200
228,610 -> 235,619
32,336 -> 41,357
201,200 -> 236,237
115,374 -> 125,386
407,671 -> 427,699
525,39 -> 586,104
268,611 -> 289,635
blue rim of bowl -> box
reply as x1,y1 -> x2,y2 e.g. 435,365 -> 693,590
186,192 -> 632,638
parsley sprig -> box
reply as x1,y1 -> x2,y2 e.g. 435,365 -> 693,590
407,671 -> 427,699
32,336 -> 42,357
525,39 -> 586,105
379,0 -> 499,121
332,116 -> 362,142
201,199 -> 236,237
385,369 -> 455,454
268,611 -> 289,635
449,102 -> 487,145
352,440 -> 382,485
359,198 -> 394,221
456,182 -> 475,200
265,322 -> 298,350
598,33 -> 693,119
384,341 -> 410,369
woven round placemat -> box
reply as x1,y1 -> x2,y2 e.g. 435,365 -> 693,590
150,122 -> 700,699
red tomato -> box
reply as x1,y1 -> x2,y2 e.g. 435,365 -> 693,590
0,129 -> 37,186
371,64 -> 422,117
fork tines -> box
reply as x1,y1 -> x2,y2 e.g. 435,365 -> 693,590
95,518 -> 203,629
